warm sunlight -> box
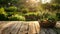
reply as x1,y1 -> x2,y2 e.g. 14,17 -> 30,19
26,0 -> 40,6
42,0 -> 51,4
26,0 -> 40,3
0,0 -> 60,34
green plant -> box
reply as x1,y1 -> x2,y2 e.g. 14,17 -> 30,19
0,7 -> 8,20
39,12 -> 57,28
0,7 -> 6,14
47,15 -> 57,27
56,13 -> 60,21
5,6 -> 17,12
21,8 -> 29,14
25,12 -> 40,21
9,14 -> 25,21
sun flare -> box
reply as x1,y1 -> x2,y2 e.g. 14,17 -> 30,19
42,0 -> 51,4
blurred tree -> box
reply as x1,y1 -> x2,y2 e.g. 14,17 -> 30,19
51,0 -> 60,4
0,0 -> 19,7
16,0 -> 41,12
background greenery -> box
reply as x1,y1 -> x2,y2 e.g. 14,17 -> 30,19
0,0 -> 60,21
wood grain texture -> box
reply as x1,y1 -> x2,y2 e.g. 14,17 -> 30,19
0,21 -> 40,34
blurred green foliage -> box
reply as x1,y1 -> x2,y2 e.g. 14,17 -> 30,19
0,7 -> 8,20
9,14 -> 25,21
24,12 -> 40,21
21,8 -> 29,14
0,6 -> 60,21
5,6 -> 18,12
0,0 -> 60,21
56,13 -> 60,21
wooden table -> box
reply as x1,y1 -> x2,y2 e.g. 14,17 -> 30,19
0,21 -> 60,34
0,21 -> 40,34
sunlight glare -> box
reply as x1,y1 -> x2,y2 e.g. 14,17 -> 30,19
42,0 -> 51,4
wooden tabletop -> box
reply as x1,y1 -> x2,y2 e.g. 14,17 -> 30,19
0,21 -> 60,34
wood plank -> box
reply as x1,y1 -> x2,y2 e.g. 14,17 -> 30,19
0,21 -> 40,34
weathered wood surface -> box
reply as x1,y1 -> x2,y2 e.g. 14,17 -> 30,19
0,21 -> 40,34
0,21 -> 60,34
